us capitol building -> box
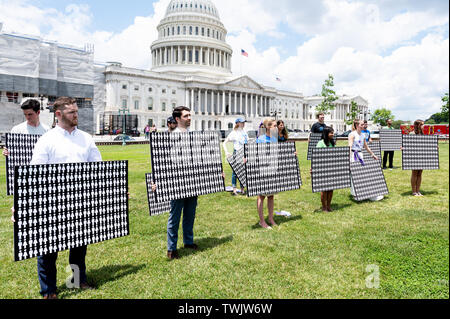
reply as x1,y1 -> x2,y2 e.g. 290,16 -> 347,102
0,0 -> 369,134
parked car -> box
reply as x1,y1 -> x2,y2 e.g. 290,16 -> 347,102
114,135 -> 135,141
130,129 -> 141,137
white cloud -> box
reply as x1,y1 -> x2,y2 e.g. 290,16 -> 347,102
0,0 -> 448,120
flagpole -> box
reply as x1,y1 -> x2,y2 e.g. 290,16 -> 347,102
240,53 -> 242,77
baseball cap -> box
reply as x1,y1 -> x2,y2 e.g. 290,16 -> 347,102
235,118 -> 247,124
167,116 -> 176,124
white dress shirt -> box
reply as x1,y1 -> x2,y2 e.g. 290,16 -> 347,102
31,125 -> 102,165
11,121 -> 50,135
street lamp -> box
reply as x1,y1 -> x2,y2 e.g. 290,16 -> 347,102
39,95 -> 44,111
118,104 -> 130,146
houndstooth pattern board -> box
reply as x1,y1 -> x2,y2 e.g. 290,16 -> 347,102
150,131 -> 225,203
245,142 -> 302,197
13,161 -> 129,262
5,133 -> 41,196
311,147 -> 351,193
145,174 -> 171,217
350,147 -> 389,201
367,141 -> 382,164
402,135 -> 439,170
380,130 -> 403,151
226,147 -> 247,188
307,133 -> 337,160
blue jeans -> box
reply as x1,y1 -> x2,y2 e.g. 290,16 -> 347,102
37,246 -> 88,296
167,197 -> 198,252
232,171 -> 242,189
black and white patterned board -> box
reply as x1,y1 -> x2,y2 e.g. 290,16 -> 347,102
380,129 -> 403,151
226,147 -> 247,189
311,147 -> 351,193
244,142 -> 302,197
402,135 -> 439,170
13,161 -> 129,262
307,133 -> 337,161
5,133 -> 41,196
145,174 -> 171,217
350,148 -> 389,201
150,131 -> 225,203
367,141 -> 382,164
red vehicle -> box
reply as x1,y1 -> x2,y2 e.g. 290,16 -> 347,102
401,124 -> 449,135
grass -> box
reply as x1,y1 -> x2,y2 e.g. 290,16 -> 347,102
0,141 -> 448,299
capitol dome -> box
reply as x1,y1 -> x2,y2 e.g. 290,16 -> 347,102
150,0 -> 233,78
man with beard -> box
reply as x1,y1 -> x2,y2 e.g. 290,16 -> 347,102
2,99 -> 49,157
165,106 -> 199,259
28,97 -> 102,299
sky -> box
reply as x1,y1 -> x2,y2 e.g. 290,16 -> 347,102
0,0 -> 448,121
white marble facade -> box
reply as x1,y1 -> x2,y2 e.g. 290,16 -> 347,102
100,0 -> 369,133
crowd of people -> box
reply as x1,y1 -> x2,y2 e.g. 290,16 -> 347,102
2,99 -> 432,299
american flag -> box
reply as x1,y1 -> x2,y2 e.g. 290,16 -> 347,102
241,49 -> 248,57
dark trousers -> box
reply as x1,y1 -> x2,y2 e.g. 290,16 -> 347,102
383,151 -> 395,168
37,246 -> 88,296
167,197 -> 198,252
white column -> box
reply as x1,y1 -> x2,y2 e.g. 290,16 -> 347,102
159,48 -> 162,66
185,90 -> 190,108
185,46 -> 188,64
200,47 -> 203,65
191,89 -> 195,114
178,46 -> 181,64
222,91 -> 226,115
211,91 -> 215,115
234,92 -> 239,113
245,93 -> 248,117
207,48 -> 210,66
228,91 -> 232,115
205,89 -> 208,114
239,93 -> 243,115
219,51 -> 222,68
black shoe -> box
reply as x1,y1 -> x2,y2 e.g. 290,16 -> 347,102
184,244 -> 198,250
167,250 -> 179,260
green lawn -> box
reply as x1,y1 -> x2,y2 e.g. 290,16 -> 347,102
0,142 -> 448,299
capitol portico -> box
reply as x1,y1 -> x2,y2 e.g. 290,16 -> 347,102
0,0 -> 368,135
100,0 -> 369,134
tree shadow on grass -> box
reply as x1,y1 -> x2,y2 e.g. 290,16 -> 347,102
178,235 -> 233,258
400,190 -> 439,197
57,263 -> 146,299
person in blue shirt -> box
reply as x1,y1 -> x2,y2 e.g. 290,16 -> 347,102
255,119 -> 278,229
361,120 -> 372,143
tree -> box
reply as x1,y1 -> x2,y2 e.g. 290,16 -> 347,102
345,101 -> 360,125
315,74 -> 338,115
372,108 -> 394,127
441,93 -> 449,122
391,120 -> 406,129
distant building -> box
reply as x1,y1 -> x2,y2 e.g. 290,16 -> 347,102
0,0 -> 369,135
